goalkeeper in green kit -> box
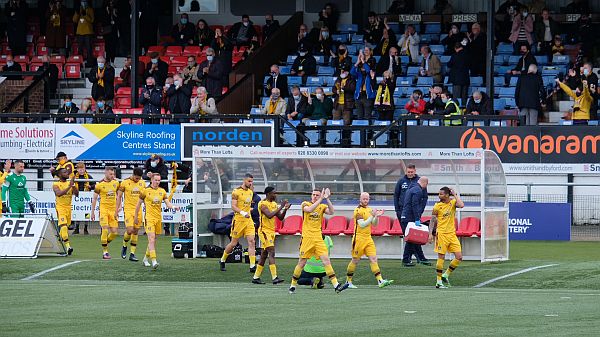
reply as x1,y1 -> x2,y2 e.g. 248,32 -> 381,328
2,160 -> 35,217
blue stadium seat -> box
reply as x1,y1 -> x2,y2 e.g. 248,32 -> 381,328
372,120 -> 390,146
400,56 -> 410,65
346,45 -> 358,55
420,34 -> 433,44
417,77 -> 433,86
494,55 -> 507,65
509,76 -> 519,87
497,43 -> 513,54
505,98 -> 516,108
588,120 -> 599,126
351,120 -> 369,146
535,55 -> 548,65
494,98 -> 506,111
494,76 -> 505,87
422,119 -> 441,126
373,55 -> 381,63
261,96 -> 269,106
332,34 -> 346,43
496,65 -> 512,75
507,55 -> 521,65
396,77 -> 413,86
287,76 -> 302,86
552,55 -> 569,65
387,22 -> 402,34
351,34 -> 364,43
425,23 -> 442,34
430,45 -> 445,55
470,77 -> 484,86
320,76 -> 336,86
306,76 -> 322,87
467,120 -> 486,127
440,55 -> 451,64
439,33 -> 448,42
498,87 -> 516,98
339,24 -> 358,33
542,68 -> 560,77
325,120 -> 344,145
407,66 -> 420,76
286,55 -> 297,65
559,120 -> 573,125
279,66 -> 291,75
314,55 -> 325,65
282,121 -> 301,145
317,66 -> 334,76
304,120 -> 321,145
444,76 -> 449,84
395,97 -> 410,108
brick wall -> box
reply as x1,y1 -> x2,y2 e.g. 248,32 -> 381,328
0,79 -> 45,121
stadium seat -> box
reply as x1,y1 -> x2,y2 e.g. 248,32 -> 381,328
493,98 -> 506,111
332,34 -> 346,43
425,23 -> 441,34
371,216 -> 390,236
509,76 -> 519,87
421,216 -> 432,224
65,63 -> 81,79
498,87 -> 516,98
306,76 -> 323,86
456,217 -> 481,237
287,76 -> 302,86
346,45 -> 357,55
396,77 -> 413,86
399,56 -> 409,65
165,46 -> 182,57
496,43 -> 513,54
325,120 -> 343,145
552,55 -> 569,65
470,76 -> 484,86
304,120 -> 321,145
279,66 -> 291,75
286,55 -> 297,65
338,24 -> 358,33
494,55 -> 507,65
388,219 -> 403,235
507,55 -> 521,65
542,68 -> 560,77
505,98 -> 517,108
351,34 -> 364,44
494,76 -> 505,87
67,55 -> 84,65
279,215 -> 302,234
322,216 -> 348,235
407,66 -> 420,76
170,56 -> 188,65
282,120 -> 300,146
351,120 -> 369,146
372,120 -> 390,146
416,77 -> 433,86
343,221 -> 355,235
317,66 -> 334,76
439,55 -> 451,64
535,55 -> 548,66
182,46 -> 201,56
429,45 -> 444,55
275,217 -> 283,233
314,55 -> 325,65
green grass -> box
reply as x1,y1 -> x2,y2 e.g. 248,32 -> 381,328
1,236 -> 599,336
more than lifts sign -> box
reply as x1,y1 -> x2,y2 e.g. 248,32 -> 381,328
508,202 -> 571,240
406,126 -> 600,164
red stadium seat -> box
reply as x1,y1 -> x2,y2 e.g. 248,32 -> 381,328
114,96 -> 132,109
182,46 -> 201,56
170,56 -> 188,65
388,219 -> 404,236
29,62 -> 43,72
322,216 -> 347,235
51,55 -> 66,64
147,46 -> 164,55
14,55 -> 29,64
93,43 -> 105,58
165,46 -> 182,57
36,45 -> 49,56
275,217 -> 283,233
116,87 -> 131,96
65,63 -> 81,78
456,217 -> 481,237
371,215 -> 391,236
279,215 -> 302,235
209,25 -> 224,33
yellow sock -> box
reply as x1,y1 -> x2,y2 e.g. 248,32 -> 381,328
220,252 -> 230,263
145,247 -> 150,258
269,264 -> 278,280
59,226 -> 71,249
253,264 -> 264,279
370,262 -> 383,282
149,250 -> 157,260
249,255 -> 256,267
346,261 -> 356,283
123,233 -> 131,247
446,258 -> 461,276
130,234 -> 138,254
101,229 -> 108,254
324,264 -> 339,288
291,265 -> 303,286
436,258 -> 445,281
107,232 -> 118,243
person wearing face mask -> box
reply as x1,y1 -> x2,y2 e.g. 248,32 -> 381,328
2,54 -> 22,80
197,48 -> 225,98
265,64 -> 289,98
144,51 -> 169,87
332,65 -> 356,126
291,47 -> 317,84
285,86 -> 309,121
260,88 -> 287,116
375,46 -> 401,78
305,87 -> 333,125
466,91 -> 493,116
314,27 -> 334,65
419,46 -> 442,85
227,14 -> 257,47
73,0 -> 95,67
506,43 -> 536,85
171,14 -> 196,47
161,77 -> 174,111
262,13 -> 280,42
374,70 -> 396,121
46,0 -> 67,56
87,56 -> 115,104
448,42 -> 470,105
190,86 -> 218,122
441,24 -> 466,55
101,0 -> 119,64
575,63 -> 598,120
140,76 -> 163,124
509,7 -> 534,55
94,97 -> 115,123
56,95 -> 79,124
143,154 -> 169,191
5,0 -> 27,56
210,28 -> 233,75
467,23 -> 487,78
438,91 -> 462,126
373,18 -> 396,57
296,24 -> 314,52
77,98 -> 94,124
319,3 -> 339,34
404,90 -> 426,115
166,74 -> 192,123
351,52 -> 377,120
534,9 -> 560,58
330,44 -> 353,77
397,25 -> 420,63
182,56 -> 200,86
194,19 -> 214,47
557,76 -> 592,125
426,85 -> 445,114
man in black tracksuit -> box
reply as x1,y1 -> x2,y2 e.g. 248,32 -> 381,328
393,164 -> 421,266
401,177 -> 431,266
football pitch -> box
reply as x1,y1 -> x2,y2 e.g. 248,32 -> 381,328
1,236 -> 599,337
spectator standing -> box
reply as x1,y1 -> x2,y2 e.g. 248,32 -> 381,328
400,176 -> 431,266
73,0 -> 95,67
305,87 -> 333,124
448,43 -> 470,104
373,18 -> 396,57
285,86 -> 309,121
265,64 -> 289,98
182,56 -> 201,87
364,12 -> 383,47
144,52 -> 169,87
161,77 -> 174,111
5,0 -> 27,56
376,46 -> 402,78
167,74 -> 192,122
46,0 -> 67,55
116,0 -> 131,56
296,24 -> 314,51
439,91 -> 462,126
197,48 -> 225,99
426,85 -> 445,114
2,55 -> 23,80
534,8 -> 559,58
319,3 -> 339,34
139,0 -> 160,53
441,24 -> 467,55
576,63 -> 598,120
171,13 -> 196,47
117,56 -> 144,89
227,15 -> 257,48
505,43 -> 536,84
262,14 -> 280,42
331,44 -> 353,77
575,13 -> 593,60
140,76 -> 163,124
397,25 -> 420,64
557,77 -> 592,124
332,65 -> 356,125
56,96 -> 79,123
290,47 -> 317,83
351,52 -> 377,120
551,36 -> 564,56
143,154 -> 169,192
211,28 -> 233,76
313,27 -> 334,65
190,87 -> 218,120
362,47 -> 376,66
194,20 -> 213,48
419,46 -> 442,84
87,56 -> 115,104
101,0 -> 119,64
261,88 -> 287,116
374,71 -> 396,121
509,8 -> 534,54
77,98 -> 94,124
404,89 -> 426,115
467,23 -> 487,78
466,91 -> 493,116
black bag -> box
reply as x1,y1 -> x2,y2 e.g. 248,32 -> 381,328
208,212 -> 234,235
172,239 -> 193,259
226,243 -> 243,263
201,244 -> 224,258
178,222 -> 192,239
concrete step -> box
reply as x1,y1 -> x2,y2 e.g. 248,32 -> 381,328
557,100 -> 573,112
547,111 -> 564,123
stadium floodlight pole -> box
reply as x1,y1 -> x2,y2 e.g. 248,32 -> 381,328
486,0 -> 495,107
130,0 -> 140,108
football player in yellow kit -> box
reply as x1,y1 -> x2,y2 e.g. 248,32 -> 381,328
52,168 -> 78,255
116,167 -> 146,261
0,160 -> 11,217
91,167 -> 120,259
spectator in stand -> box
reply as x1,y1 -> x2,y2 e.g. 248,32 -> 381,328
297,24 -> 313,51
5,0 -> 27,56
575,13 -> 593,60
2,55 -> 22,80
211,28 -> 233,76
426,85 -> 445,114
313,26 -> 334,66
285,86 -> 309,121
376,46 -> 402,78
319,3 -> 339,34
88,56 -> 115,105
265,64 -> 288,98
364,12 -> 383,47
438,91 -> 462,126
332,65 -> 356,125
162,77 -> 174,111
467,23 -> 487,78
441,24 -> 467,55
373,18 -> 396,57
496,0 -> 526,43
515,64 -> 544,125
431,0 -> 453,14
571,63 -> 598,120
144,51 -> 169,87
509,7 -> 534,55
167,74 -> 192,123
551,35 -> 564,56
77,98 -> 94,124
182,55 -> 201,87
140,76 -> 163,124
529,0 -> 546,14
197,48 -> 225,99
190,86 -> 217,120
139,0 -> 160,53
565,0 -> 590,13
557,77 -> 592,125
194,19 -> 213,48
398,25 -> 420,64
171,13 -> 196,47
505,43 -> 536,84
46,0 -> 67,56
116,0 -> 131,55
290,46 -> 317,84
262,13 -> 280,42
261,88 -> 287,116
351,52 -> 377,120
534,8 -> 559,58
374,71 -> 396,121
56,96 -> 78,123
466,91 -> 493,116
331,44 -> 353,77
227,14 -> 257,47
40,55 -> 59,111
363,47 -> 376,66
387,0 -> 415,14
117,56 -> 144,89
73,0 -> 95,67
448,42 -> 470,105
419,46 -> 442,85
94,97 -> 115,123
143,154 -> 169,192
305,87 -> 332,124
404,89 -> 426,115
101,0 -> 119,64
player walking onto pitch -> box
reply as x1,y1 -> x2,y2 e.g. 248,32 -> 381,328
53,168 -> 78,255
252,186 -> 290,285
0,160 -> 12,217
134,173 -> 174,269
345,192 -> 394,289
91,167 -> 120,259
429,187 -> 464,289
289,188 -> 349,294
219,173 -> 257,272
2,160 -> 36,218
116,167 -> 146,262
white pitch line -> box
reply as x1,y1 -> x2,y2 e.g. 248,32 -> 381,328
474,264 -> 558,288
21,260 -> 85,281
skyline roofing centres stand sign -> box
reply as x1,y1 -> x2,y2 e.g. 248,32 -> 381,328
508,202 -> 571,240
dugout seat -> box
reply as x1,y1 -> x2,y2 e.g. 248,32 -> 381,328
279,215 -> 302,235
371,215 -> 390,236
275,217 -> 283,233
323,216 -> 347,235
343,220 -> 355,235
456,217 -> 481,237
388,219 -> 403,236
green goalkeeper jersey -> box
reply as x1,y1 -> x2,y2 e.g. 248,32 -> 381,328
1,173 -> 31,205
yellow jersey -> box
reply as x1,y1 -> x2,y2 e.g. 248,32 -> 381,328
231,186 -> 253,220
301,201 -> 327,239
258,200 -> 278,233
353,205 -> 373,237
433,199 -> 457,234
94,179 -> 120,211
53,180 -> 74,208
0,171 -> 7,203
55,161 -> 75,179
118,177 -> 146,213
140,187 -> 167,222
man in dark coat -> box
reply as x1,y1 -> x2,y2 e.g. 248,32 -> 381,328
144,51 -> 169,87
448,42 -> 470,105
166,74 -> 192,123
144,154 -> 169,190
265,64 -> 289,98
227,14 -> 257,47
171,13 -> 196,46
375,46 -> 401,77
290,47 -> 317,83
2,55 -> 23,80
285,86 -> 309,121
140,76 -> 163,124
466,91 -> 493,115
262,13 -> 280,41
5,0 -> 27,55
515,64 -> 544,125
197,48 -> 224,98
401,177 -> 431,266
87,56 -> 115,102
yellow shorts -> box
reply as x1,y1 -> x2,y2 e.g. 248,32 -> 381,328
99,209 -> 118,228
434,233 -> 462,255
299,236 -> 328,259
352,236 -> 376,258
56,207 -> 72,227
259,230 -> 276,249
145,218 -> 163,235
231,217 -> 255,239
124,210 -> 143,229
